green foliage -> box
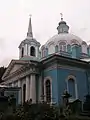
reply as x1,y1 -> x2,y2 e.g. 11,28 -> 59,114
14,102 -> 59,120
0,102 -> 89,120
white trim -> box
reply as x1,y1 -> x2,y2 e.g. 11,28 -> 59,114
25,44 -> 27,55
66,75 -> 78,99
44,76 -> 52,103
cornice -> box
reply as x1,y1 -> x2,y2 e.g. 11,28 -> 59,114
43,64 -> 85,72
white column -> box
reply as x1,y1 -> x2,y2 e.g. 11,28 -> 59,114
30,74 -> 36,103
36,47 -> 38,57
26,76 -> 30,101
25,44 -> 27,55
18,80 -> 21,104
19,49 -> 21,58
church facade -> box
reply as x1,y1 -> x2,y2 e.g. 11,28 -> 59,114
1,16 -> 90,105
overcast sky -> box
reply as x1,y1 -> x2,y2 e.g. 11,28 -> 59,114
0,0 -> 90,66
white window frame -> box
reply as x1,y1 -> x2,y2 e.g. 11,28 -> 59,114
66,75 -> 78,101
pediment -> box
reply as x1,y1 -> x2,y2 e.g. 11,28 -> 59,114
2,60 -> 28,80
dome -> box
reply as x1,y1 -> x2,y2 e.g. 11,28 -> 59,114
45,33 -> 83,47
41,17 -> 89,58
44,17 -> 83,47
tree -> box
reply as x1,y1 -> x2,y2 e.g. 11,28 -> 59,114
0,66 -> 6,83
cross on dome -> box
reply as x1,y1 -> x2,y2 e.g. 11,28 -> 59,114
60,13 -> 63,21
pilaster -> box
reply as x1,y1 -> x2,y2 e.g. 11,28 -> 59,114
18,80 -> 21,104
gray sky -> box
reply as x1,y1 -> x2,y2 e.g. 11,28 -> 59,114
0,0 -> 90,66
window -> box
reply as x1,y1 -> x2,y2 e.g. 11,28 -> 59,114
48,44 -> 55,54
59,42 -> 66,52
45,80 -> 51,103
23,84 -> 26,103
46,48 -> 48,56
82,41 -> 87,54
30,46 -> 35,56
68,78 -> 75,98
21,47 -> 24,57
55,45 -> 58,52
63,45 -> 66,51
42,49 -> 45,57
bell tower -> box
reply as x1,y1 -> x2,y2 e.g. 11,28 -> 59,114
19,15 -> 40,60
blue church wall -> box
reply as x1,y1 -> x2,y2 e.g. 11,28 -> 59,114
43,66 -> 88,104
77,71 -> 88,100
57,68 -> 88,103
86,70 -> 90,94
59,68 -> 88,102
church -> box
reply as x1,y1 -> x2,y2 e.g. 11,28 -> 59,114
1,15 -> 90,105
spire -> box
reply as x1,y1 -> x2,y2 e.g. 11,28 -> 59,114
27,15 -> 33,38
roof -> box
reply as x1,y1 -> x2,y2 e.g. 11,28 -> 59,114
20,56 -> 40,62
41,53 -> 89,68
44,33 -> 83,47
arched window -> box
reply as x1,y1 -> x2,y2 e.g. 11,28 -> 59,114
23,84 -> 26,103
45,80 -> 51,103
55,45 -> 58,52
67,44 -> 71,53
48,44 -> 55,54
68,78 -> 75,98
82,41 -> 87,53
21,47 -> 24,57
59,42 -> 66,52
42,49 -> 45,57
46,48 -> 48,56
30,46 -> 35,56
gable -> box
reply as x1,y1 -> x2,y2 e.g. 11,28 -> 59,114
2,60 -> 28,80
